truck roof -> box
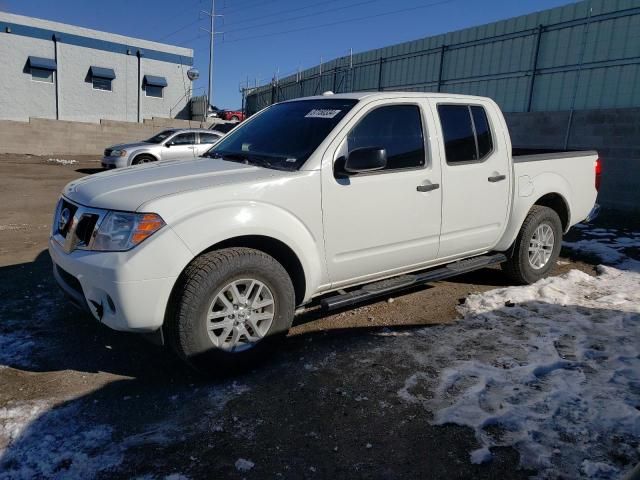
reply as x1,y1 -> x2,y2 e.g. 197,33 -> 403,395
282,91 -> 494,103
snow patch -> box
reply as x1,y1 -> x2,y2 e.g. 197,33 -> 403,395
235,458 -> 255,472
397,266 -> 640,478
47,158 -> 78,165
563,226 -> 640,271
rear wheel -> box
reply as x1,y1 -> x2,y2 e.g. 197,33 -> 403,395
166,248 -> 295,374
502,205 -> 563,285
230,115 -> 240,121
132,154 -> 156,165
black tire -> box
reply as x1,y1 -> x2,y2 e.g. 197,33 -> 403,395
166,247 -> 295,374
132,154 -> 156,165
502,205 -> 563,285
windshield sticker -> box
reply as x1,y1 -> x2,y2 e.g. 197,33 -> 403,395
305,109 -> 342,119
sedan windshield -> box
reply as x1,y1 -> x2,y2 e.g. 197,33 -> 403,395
145,130 -> 176,144
203,99 -> 358,170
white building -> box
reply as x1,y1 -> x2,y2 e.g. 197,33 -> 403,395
0,12 -> 195,123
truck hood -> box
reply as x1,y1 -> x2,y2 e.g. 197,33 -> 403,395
63,157 -> 288,211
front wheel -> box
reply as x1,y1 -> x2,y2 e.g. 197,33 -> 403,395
502,205 -> 563,285
166,248 -> 295,373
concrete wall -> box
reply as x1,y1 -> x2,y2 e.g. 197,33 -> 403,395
0,117 -> 216,156
0,11 -> 194,123
505,107 -> 640,213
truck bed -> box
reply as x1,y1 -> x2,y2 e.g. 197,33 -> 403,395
512,148 -> 598,162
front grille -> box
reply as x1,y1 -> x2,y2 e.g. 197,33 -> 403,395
52,198 -> 106,253
57,199 -> 78,238
104,149 -> 113,157
56,265 -> 83,297
75,214 -> 99,246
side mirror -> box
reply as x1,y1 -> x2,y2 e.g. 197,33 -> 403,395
165,143 -> 172,148
344,147 -> 387,173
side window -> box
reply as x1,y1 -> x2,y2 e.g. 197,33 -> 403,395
199,133 -> 221,144
471,106 -> 493,158
438,104 -> 493,164
347,105 -> 425,170
169,133 -> 196,145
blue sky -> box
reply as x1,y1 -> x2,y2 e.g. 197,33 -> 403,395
2,0 -> 576,108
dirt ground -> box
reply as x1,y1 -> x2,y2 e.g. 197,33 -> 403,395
0,154 -> 605,479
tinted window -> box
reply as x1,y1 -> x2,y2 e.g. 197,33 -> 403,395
169,133 -> 196,145
31,67 -> 53,83
471,106 -> 493,158
438,105 -> 477,163
92,77 -> 112,91
207,99 -> 357,170
347,105 -> 425,170
200,133 -> 221,144
146,130 -> 176,144
146,85 -> 163,98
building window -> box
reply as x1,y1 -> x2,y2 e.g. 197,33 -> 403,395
28,56 -> 57,84
145,85 -> 163,98
31,67 -> 54,83
143,75 -> 167,99
89,66 -> 116,92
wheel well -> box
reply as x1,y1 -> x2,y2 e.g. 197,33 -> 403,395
534,193 -> 570,230
206,235 -> 306,306
133,153 -> 157,163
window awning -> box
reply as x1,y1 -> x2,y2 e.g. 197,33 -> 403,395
143,75 -> 168,87
90,66 -> 116,79
28,56 -> 57,71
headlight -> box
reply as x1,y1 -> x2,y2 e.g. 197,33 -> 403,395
111,149 -> 127,157
93,212 -> 165,251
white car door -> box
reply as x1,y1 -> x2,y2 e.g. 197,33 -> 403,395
432,101 -> 511,259
321,100 -> 442,287
196,132 -> 222,156
162,132 -> 197,160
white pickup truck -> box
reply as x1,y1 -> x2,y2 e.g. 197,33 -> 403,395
49,92 -> 600,371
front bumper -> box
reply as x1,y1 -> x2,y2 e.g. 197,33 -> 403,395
48,227 -> 193,332
101,156 -> 129,169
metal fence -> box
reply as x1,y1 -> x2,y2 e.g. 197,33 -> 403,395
246,0 -> 640,115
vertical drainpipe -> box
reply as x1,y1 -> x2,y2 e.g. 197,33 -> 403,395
137,50 -> 142,123
53,34 -> 60,120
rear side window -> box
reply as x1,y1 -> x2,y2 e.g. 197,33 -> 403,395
199,133 -> 221,144
471,106 -> 493,159
438,105 -> 493,164
347,105 -> 425,170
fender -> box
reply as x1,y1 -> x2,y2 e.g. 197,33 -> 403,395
494,171 -> 572,252
160,201 -> 326,303
128,148 -> 158,164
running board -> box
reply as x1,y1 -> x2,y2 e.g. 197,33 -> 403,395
320,253 -> 507,311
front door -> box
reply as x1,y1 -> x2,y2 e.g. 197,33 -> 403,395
162,132 -> 197,160
322,101 -> 442,287
434,101 -> 511,258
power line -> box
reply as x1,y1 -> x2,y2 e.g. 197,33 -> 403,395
223,0 -> 356,28
223,0 -> 457,44
223,0 -> 382,34
157,18 -> 202,42
219,0 -> 276,15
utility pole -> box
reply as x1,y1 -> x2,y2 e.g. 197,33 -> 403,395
201,0 -> 223,109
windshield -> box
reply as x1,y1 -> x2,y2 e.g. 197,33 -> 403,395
145,130 -> 176,144
203,99 -> 358,170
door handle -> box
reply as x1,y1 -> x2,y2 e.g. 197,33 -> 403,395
416,183 -> 440,192
488,174 -> 506,182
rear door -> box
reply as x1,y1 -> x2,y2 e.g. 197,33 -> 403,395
433,101 -> 511,258
196,132 -> 222,156
321,100 -> 442,286
162,132 -> 197,160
